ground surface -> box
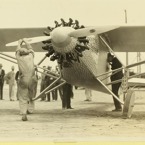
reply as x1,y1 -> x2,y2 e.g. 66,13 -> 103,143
0,84 -> 145,142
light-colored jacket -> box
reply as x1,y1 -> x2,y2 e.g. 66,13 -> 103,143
5,71 -> 15,85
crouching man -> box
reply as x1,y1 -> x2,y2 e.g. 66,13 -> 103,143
16,38 -> 38,121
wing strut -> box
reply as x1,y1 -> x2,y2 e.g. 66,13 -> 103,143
99,35 -> 125,67
96,77 -> 124,105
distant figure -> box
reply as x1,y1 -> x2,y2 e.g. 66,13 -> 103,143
40,66 -> 47,101
45,66 -> 54,101
15,70 -> 20,100
16,38 -> 38,121
84,88 -> 92,101
0,63 -> 5,100
5,66 -> 15,101
107,53 -> 123,112
62,83 -> 73,109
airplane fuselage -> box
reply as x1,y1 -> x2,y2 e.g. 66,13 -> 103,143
50,27 -> 110,93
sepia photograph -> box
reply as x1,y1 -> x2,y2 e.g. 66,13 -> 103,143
0,0 -> 145,144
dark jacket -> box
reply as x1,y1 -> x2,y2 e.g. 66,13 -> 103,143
110,57 -> 123,81
62,83 -> 73,98
0,69 -> 5,83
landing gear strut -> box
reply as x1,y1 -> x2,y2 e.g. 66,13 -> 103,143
122,90 -> 135,118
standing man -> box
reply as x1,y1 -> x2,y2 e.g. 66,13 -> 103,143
40,66 -> 47,101
45,66 -> 54,102
16,38 -> 38,121
107,53 -> 123,112
0,63 -> 5,100
5,66 -> 15,101
15,70 -> 20,100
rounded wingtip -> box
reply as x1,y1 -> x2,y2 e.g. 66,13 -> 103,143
5,36 -> 51,47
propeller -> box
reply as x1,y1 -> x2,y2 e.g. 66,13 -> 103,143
68,26 -> 120,38
6,36 -> 51,47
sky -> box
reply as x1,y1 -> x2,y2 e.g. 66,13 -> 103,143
0,0 -> 145,73
1,0 -> 145,28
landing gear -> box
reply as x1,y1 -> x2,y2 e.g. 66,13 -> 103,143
122,90 -> 135,119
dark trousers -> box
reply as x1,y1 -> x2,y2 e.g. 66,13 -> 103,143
40,81 -> 47,100
46,93 -> 50,101
0,82 -> 4,100
62,84 -> 72,109
112,82 -> 122,109
62,95 -> 71,109
53,89 -> 58,100
46,91 -> 57,101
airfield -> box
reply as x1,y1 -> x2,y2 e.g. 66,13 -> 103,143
0,82 -> 145,142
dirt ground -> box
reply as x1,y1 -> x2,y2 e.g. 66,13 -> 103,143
0,84 -> 145,142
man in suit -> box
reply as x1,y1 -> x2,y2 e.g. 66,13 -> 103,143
5,66 -> 15,101
45,66 -> 55,102
107,53 -> 123,112
40,66 -> 47,101
15,71 -> 20,100
0,63 -> 5,100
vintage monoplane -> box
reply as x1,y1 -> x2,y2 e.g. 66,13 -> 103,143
1,19 -> 145,118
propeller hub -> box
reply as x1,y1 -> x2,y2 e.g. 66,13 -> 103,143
50,27 -> 77,53
51,27 -> 74,46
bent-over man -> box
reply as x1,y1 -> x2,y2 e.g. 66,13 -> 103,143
16,38 -> 38,121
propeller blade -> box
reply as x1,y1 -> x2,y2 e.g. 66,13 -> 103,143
69,26 -> 120,38
6,36 -> 51,47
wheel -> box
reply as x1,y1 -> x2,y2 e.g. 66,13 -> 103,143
122,90 -> 135,119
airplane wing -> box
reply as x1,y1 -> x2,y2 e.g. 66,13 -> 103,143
103,25 -> 145,52
2,25 -> 145,52
0,27 -> 48,52
128,78 -> 145,87
69,26 -> 119,38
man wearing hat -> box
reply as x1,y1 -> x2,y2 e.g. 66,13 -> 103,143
16,38 -> 38,121
40,65 -> 47,101
0,63 -> 5,100
107,52 -> 123,112
5,66 -> 15,101
45,65 -> 55,101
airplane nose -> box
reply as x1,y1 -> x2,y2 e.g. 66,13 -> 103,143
50,27 -> 78,53
51,27 -> 74,47
51,28 -> 68,43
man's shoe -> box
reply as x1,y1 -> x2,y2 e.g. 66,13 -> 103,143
84,99 -> 89,101
112,108 -> 122,112
67,107 -> 74,109
22,114 -> 28,121
27,110 -> 33,114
